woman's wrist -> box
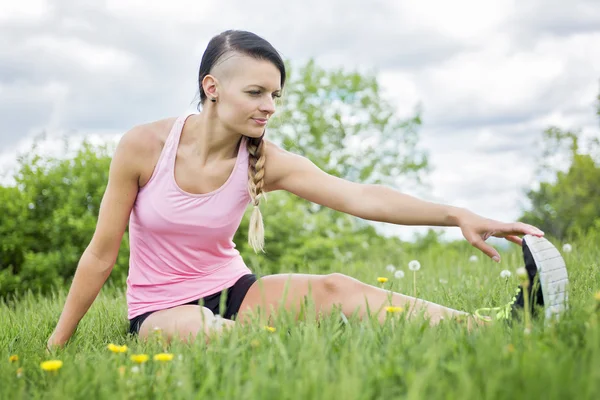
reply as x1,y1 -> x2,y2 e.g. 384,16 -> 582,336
445,206 -> 470,227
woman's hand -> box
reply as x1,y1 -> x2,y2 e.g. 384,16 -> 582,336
46,330 -> 70,352
457,209 -> 544,263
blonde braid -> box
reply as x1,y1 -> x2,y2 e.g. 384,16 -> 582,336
247,136 -> 267,253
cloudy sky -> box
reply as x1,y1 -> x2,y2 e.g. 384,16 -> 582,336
1,0 -> 599,242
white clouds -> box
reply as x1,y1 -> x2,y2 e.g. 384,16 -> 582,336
0,0 -> 599,242
24,35 -> 137,73
393,0 -> 515,41
376,20 -> 599,241
0,129 -> 121,186
0,0 -> 53,22
512,0 -> 600,36
104,0 -> 219,23
416,33 -> 599,128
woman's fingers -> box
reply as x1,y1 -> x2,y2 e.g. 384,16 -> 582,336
504,235 -> 523,246
505,222 -> 544,237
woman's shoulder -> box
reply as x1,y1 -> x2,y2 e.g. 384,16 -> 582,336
123,117 -> 177,153
117,117 -> 178,186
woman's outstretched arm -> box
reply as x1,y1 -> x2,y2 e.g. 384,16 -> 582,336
261,140 -> 544,264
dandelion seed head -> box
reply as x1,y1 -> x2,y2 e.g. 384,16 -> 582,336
394,270 -> 405,279
212,315 -> 225,329
385,264 -> 396,273
500,270 -> 512,279
469,255 -> 478,263
408,260 -> 421,271
131,366 -> 140,374
562,243 -> 572,253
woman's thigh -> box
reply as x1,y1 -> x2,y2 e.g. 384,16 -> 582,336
235,273 -> 469,325
236,273 -> 334,324
139,305 -> 234,343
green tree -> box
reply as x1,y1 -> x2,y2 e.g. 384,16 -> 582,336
0,139 -> 130,299
270,60 -> 428,187
520,86 -> 600,240
236,60 -> 429,267
0,60 -> 428,298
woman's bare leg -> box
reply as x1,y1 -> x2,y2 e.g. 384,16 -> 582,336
138,305 -> 236,344
237,273 -> 477,327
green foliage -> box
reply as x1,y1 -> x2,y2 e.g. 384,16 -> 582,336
236,59 -> 430,272
270,60 -> 429,187
2,232 -> 599,399
0,60 -> 428,299
0,139 -> 130,299
522,152 -> 600,240
521,123 -> 600,241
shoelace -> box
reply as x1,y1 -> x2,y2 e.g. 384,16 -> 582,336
474,287 -> 521,322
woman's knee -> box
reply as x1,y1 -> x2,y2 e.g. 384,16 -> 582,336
141,305 -> 217,342
178,308 -> 232,338
320,273 -> 359,297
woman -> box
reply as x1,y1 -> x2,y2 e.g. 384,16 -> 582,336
47,30 -> 567,348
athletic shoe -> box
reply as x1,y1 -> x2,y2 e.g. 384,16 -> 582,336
474,234 -> 569,323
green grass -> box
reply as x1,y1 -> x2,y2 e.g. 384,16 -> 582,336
2,237 -> 600,400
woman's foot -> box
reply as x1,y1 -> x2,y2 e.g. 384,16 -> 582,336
475,234 -> 569,323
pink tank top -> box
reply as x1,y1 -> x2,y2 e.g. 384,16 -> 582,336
126,112 -> 253,319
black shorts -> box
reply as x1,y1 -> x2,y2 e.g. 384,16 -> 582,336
128,273 -> 257,335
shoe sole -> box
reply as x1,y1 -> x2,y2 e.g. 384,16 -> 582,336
523,234 -> 569,322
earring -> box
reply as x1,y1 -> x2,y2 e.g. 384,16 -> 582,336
210,97 -> 216,103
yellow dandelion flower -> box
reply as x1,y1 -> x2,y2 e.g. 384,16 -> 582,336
9,355 -> 18,363
107,343 -> 128,353
594,291 -> 600,301
377,277 -> 388,283
130,354 -> 149,364
385,306 -> 403,313
153,353 -> 174,362
264,326 -> 276,333
40,360 -> 63,372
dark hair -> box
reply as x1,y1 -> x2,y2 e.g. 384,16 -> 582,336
197,30 -> 286,105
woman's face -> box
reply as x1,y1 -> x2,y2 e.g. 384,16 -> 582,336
205,54 -> 282,138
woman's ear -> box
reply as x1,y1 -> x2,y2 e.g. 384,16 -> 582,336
202,74 -> 219,99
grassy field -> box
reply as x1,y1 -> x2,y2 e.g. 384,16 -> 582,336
2,235 -> 600,400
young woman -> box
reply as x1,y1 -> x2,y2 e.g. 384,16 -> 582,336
46,30 -> 567,348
